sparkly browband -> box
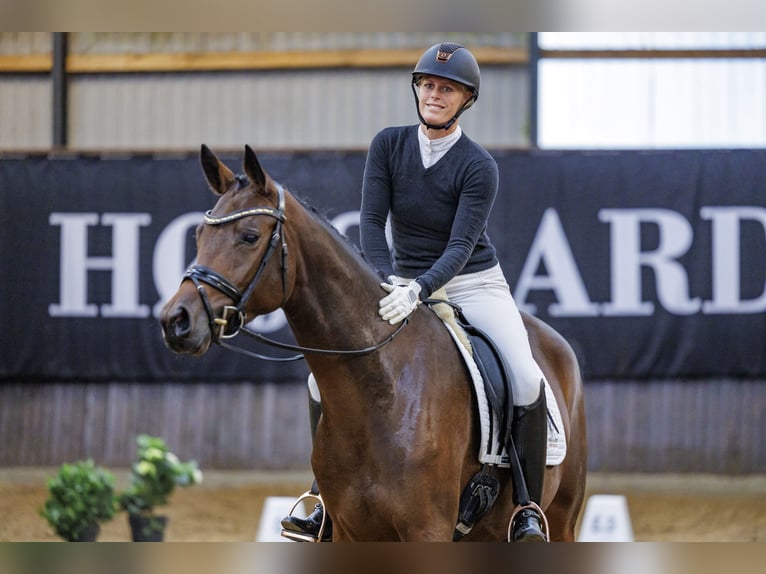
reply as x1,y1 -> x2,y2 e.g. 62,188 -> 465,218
204,206 -> 284,225
203,183 -> 286,225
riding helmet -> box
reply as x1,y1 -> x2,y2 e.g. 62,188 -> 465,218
412,42 -> 480,105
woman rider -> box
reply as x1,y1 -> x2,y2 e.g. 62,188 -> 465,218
282,42 -> 549,543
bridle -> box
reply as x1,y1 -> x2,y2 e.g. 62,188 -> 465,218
183,180 -> 408,362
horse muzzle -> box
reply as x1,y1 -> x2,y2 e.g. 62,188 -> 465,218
160,301 -> 212,356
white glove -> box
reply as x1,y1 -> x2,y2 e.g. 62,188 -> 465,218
378,280 -> 422,325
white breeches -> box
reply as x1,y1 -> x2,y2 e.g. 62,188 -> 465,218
437,264 -> 545,407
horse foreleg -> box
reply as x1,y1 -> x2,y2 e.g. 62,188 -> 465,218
387,495 -> 460,541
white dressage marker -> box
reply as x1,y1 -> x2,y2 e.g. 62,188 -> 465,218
577,494 -> 634,542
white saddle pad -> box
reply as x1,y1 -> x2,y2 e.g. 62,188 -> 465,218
443,324 -> 567,467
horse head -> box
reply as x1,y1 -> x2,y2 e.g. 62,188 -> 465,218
160,145 -> 293,355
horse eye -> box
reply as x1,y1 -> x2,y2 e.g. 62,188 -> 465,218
240,230 -> 259,245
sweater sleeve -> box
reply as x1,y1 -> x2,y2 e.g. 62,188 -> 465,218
360,130 -> 396,281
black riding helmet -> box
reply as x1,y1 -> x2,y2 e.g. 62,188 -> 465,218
411,42 -> 480,130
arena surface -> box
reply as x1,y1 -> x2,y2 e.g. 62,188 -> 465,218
1,469 -> 764,542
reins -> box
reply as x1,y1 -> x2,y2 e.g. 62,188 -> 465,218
218,317 -> 410,362
184,181 -> 408,362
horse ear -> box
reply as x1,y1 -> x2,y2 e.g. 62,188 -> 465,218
243,145 -> 270,196
200,144 -> 235,196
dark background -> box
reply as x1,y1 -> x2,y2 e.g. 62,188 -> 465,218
1,149 -> 764,382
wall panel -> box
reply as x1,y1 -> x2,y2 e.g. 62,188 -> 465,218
67,66 -> 526,150
0,76 -> 50,149
1,380 -> 763,473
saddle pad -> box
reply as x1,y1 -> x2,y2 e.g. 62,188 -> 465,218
443,323 -> 567,467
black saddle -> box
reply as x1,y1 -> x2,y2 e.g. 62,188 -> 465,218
460,320 -> 515,451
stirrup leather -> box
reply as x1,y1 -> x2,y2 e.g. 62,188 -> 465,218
506,501 -> 550,542
280,490 -> 329,543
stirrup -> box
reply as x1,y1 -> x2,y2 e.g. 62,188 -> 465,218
506,501 -> 550,542
280,490 -> 329,543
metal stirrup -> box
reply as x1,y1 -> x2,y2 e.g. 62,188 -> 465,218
280,490 -> 329,543
506,501 -> 550,542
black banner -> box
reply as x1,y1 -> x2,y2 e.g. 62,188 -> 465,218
1,149 -> 764,382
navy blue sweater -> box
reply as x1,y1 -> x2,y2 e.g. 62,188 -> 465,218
360,125 -> 499,297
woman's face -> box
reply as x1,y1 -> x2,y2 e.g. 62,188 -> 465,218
416,75 -> 471,129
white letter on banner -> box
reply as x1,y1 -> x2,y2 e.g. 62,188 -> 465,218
152,212 -> 203,318
702,206 -> 766,314
600,208 -> 700,316
514,208 -> 599,316
100,213 -> 152,317
49,213 -> 100,317
49,212 -> 150,317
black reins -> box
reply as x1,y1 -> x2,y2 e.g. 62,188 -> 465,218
183,181 -> 407,362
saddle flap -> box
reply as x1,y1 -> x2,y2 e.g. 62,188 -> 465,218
461,323 -> 514,447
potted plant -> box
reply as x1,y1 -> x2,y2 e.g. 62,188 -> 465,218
118,434 -> 203,541
40,459 -> 118,542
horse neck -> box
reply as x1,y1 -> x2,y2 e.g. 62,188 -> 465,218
280,199 -> 388,357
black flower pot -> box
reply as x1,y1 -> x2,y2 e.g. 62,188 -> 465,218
72,521 -> 100,542
128,514 -> 168,542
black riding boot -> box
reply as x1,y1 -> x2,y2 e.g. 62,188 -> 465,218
280,393 -> 332,542
510,381 -> 548,542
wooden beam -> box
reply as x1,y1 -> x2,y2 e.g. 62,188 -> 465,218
3,47 -> 765,74
64,47 -> 528,73
0,54 -> 52,73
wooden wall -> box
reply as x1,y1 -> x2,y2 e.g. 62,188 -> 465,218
1,379 -> 763,474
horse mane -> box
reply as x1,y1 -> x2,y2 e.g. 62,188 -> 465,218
293,188 -> 383,280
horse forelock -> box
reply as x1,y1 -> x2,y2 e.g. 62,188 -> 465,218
233,173 -> 249,189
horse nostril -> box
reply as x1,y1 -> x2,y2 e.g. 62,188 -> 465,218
166,307 -> 191,338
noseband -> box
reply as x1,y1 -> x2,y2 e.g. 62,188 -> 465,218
183,180 -> 407,362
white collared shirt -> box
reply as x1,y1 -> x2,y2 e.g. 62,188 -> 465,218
418,125 -> 462,168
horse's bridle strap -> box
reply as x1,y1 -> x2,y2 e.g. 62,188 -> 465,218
184,265 -> 242,303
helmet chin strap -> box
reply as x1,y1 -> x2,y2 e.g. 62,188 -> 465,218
418,111 -> 460,131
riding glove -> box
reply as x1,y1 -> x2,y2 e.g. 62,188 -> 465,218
378,280 -> 422,325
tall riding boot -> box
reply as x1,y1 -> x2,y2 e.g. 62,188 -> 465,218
510,381 -> 548,542
280,392 -> 332,541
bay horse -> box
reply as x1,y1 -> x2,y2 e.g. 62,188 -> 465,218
160,145 -> 587,541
